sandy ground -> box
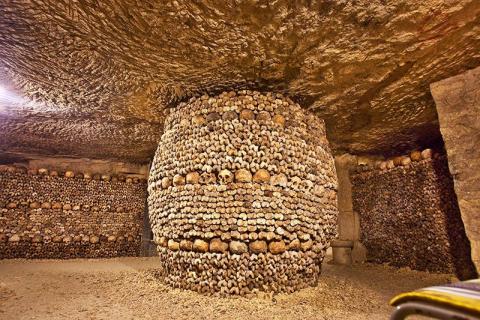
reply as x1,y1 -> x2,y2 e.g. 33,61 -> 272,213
0,256 -> 453,320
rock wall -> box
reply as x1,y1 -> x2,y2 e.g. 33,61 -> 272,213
148,90 -> 338,295
351,153 -> 476,279
431,66 -> 480,272
0,167 -> 147,258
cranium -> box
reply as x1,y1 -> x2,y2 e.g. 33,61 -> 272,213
290,176 -> 302,190
271,173 -> 288,187
206,112 -> 221,122
252,169 -> 270,183
192,115 -> 206,125
218,169 -> 233,184
200,172 -> 216,184
173,174 -> 186,186
222,111 -> 238,121
65,170 -> 75,178
272,114 -> 285,127
186,171 -> 200,184
256,111 -> 271,123
313,185 -> 325,196
161,177 -> 172,189
239,109 -> 254,120
234,168 -> 252,183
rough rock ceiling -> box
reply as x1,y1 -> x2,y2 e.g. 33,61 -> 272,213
1,0 -> 479,163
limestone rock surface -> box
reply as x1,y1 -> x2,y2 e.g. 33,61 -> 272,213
1,1 -> 479,161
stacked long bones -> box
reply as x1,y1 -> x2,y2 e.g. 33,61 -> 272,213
148,90 -> 338,295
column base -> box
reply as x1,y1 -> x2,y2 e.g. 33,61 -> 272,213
331,240 -> 367,265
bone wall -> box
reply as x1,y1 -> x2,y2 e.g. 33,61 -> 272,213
351,151 -> 476,279
148,90 -> 338,295
0,166 -> 147,258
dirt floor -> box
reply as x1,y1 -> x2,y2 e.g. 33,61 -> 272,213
0,256 -> 454,320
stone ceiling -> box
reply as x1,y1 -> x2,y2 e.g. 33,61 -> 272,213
0,0 -> 479,163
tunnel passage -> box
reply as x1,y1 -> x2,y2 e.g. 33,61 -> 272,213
147,90 -> 338,295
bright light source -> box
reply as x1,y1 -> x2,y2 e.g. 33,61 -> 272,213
0,84 -> 32,114
0,84 -> 25,106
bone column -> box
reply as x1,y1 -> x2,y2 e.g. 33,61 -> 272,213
148,90 -> 339,295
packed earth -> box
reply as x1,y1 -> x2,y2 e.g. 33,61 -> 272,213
0,256 -> 453,320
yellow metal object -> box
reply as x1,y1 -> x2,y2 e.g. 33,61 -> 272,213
390,279 -> 480,316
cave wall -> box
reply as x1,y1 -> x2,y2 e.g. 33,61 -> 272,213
351,154 -> 476,279
431,66 -> 480,272
0,166 -> 147,259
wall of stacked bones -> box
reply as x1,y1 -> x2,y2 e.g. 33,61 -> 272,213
0,166 -> 147,258
148,90 -> 338,295
351,149 -> 477,279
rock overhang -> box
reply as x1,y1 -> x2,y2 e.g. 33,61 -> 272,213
0,0 -> 479,162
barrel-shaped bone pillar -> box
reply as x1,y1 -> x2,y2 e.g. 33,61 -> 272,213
148,90 -> 338,295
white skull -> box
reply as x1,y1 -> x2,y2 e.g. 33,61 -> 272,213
218,169 -> 233,184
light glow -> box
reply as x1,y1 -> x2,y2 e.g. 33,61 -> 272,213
0,84 -> 55,113
0,84 -> 26,107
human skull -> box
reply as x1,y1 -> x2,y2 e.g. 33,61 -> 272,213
200,172 -> 216,184
253,169 -> 271,183
271,173 -> 288,187
180,118 -> 189,127
192,115 -> 206,126
173,174 -> 185,186
256,111 -> 271,123
161,177 -> 172,189
65,170 -> 75,178
206,112 -> 221,122
235,169 -> 252,183
222,111 -> 238,121
239,109 -> 254,120
186,171 -> 200,184
313,185 -> 325,196
272,114 -> 285,127
218,169 -> 233,184
290,176 -> 302,190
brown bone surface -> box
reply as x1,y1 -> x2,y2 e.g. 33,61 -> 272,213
148,90 -> 338,295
